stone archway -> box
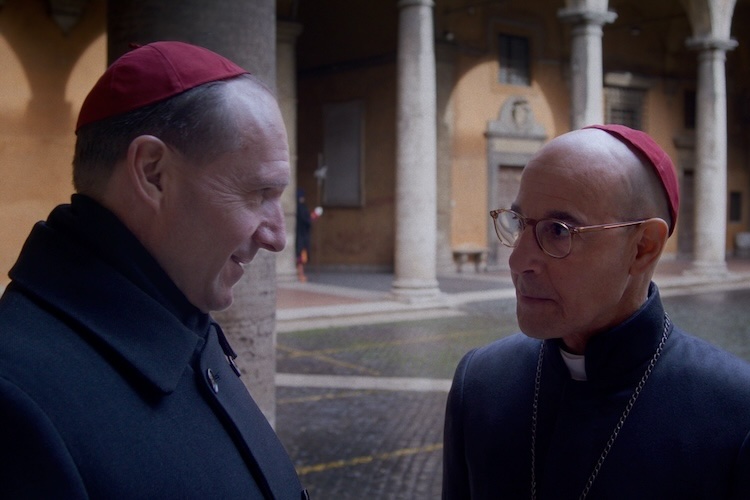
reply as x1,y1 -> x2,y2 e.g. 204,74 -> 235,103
0,0 -> 106,280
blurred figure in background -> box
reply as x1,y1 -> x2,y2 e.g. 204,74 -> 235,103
296,188 -> 321,282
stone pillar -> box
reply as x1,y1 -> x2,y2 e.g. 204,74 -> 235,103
276,21 -> 303,283
558,2 -> 617,130
682,0 -> 737,276
686,37 -> 737,275
107,0 -> 280,426
392,0 -> 440,300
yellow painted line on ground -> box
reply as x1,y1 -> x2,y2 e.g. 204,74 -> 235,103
277,344 -> 381,376
282,330 -> 474,359
296,443 -> 444,476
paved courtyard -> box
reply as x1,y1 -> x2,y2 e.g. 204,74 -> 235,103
274,269 -> 750,499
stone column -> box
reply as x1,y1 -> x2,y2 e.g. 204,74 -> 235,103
107,0 -> 280,426
686,36 -> 737,275
276,21 -> 303,283
392,0 -> 440,301
682,0 -> 737,276
558,2 -> 617,130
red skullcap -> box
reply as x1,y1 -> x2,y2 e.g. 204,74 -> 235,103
584,124 -> 680,236
76,41 -> 249,131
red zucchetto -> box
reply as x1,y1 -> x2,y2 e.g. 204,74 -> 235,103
585,124 -> 680,236
76,41 -> 248,132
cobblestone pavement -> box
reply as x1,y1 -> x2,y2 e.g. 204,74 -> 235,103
275,314 -> 502,499
275,274 -> 750,499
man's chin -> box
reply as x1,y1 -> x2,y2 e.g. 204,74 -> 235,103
520,329 -> 548,341
211,292 -> 235,312
211,299 -> 234,312
518,316 -> 555,341
195,288 -> 235,313
207,270 -> 244,312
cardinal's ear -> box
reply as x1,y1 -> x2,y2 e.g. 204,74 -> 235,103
630,217 -> 669,275
125,135 -> 170,210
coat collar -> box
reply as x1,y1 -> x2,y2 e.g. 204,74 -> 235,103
548,283 -> 670,385
9,196 -> 206,394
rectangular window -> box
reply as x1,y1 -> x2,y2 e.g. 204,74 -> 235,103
605,86 -> 646,130
730,191 -> 742,222
498,34 -> 530,86
322,100 -> 364,207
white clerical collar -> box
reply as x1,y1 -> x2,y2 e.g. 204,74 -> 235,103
559,348 -> 587,381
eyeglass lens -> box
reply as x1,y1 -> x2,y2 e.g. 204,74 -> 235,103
494,210 -> 572,258
535,220 -> 571,257
495,210 -> 521,244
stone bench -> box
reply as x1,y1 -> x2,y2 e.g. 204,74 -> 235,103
452,245 -> 488,273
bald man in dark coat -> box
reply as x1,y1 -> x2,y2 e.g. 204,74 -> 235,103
443,125 -> 750,499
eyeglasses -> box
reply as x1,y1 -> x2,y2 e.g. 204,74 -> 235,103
489,208 -> 646,259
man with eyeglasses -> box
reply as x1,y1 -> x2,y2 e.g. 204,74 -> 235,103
442,124 -> 750,499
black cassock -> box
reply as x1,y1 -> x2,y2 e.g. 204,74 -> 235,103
0,195 -> 306,499
444,283 -> 750,499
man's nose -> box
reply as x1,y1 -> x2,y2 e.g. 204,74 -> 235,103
255,204 -> 286,252
508,225 -> 541,272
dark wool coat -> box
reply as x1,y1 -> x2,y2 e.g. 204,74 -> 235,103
0,196 -> 306,499
443,284 -> 750,500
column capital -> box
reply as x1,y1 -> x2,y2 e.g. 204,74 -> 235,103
557,7 -> 617,27
398,0 -> 434,9
686,35 -> 738,52
48,0 -> 89,34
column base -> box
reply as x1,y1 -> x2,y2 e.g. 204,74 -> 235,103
391,278 -> 442,304
683,259 -> 730,278
276,270 -> 301,284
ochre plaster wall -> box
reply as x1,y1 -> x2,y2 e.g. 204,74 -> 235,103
445,2 -> 568,254
0,0 -> 106,285
297,64 -> 397,270
449,53 -> 570,250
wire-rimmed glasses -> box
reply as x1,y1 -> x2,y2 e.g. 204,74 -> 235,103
489,209 -> 647,259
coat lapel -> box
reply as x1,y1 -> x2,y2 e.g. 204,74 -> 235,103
197,325 -> 304,500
